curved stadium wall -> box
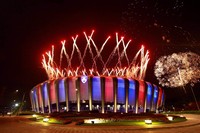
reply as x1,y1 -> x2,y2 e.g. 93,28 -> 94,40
30,76 -> 164,114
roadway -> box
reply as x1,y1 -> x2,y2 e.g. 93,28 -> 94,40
0,114 -> 200,133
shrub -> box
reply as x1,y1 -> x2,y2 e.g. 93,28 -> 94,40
62,120 -> 72,124
75,120 -> 84,125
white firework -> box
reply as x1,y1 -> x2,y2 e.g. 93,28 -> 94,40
154,52 -> 200,87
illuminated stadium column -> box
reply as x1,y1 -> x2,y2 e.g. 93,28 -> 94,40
92,76 -> 102,111
29,91 -> 34,111
33,88 -> 38,113
68,77 -> 77,112
55,80 -> 60,112
105,77 -> 114,110
113,77 -> 117,113
68,77 -> 76,110
150,84 -> 155,112
41,82 -> 50,113
152,85 -> 159,111
56,78 -> 66,112
161,90 -> 165,107
30,90 -> 36,112
57,79 -> 66,103
39,84 -> 45,113
138,80 -> 146,113
88,76 -> 92,111
33,87 -> 39,113
161,88 -> 165,107
49,80 -> 59,112
125,78 -> 129,113
134,80 -> 139,114
37,85 -> 42,113
33,87 -> 39,112
79,75 -> 90,112
64,78 -> 69,112
143,81 -> 148,113
128,79 -> 136,113
46,82 -> 52,113
117,77 -> 128,113
100,77 -> 105,113
157,87 -> 163,109
76,77 -> 81,112
146,82 -> 153,112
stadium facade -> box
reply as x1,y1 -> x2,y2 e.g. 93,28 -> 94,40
30,76 -> 164,114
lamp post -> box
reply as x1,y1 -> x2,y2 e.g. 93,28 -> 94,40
178,68 -> 200,111
190,83 -> 200,111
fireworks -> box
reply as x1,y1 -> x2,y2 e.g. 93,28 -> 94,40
42,30 -> 150,80
121,0 -> 197,49
154,52 -> 200,88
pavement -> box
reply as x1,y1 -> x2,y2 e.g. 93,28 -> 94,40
0,114 -> 200,133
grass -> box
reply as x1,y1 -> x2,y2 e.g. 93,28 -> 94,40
83,120 -> 165,126
170,116 -> 187,123
27,111 -> 187,126
82,117 -> 186,126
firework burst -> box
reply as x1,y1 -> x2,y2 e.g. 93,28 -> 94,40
154,52 -> 200,88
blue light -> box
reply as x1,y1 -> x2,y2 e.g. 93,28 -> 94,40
33,89 -> 38,108
146,82 -> 153,109
154,87 -> 158,98
42,82 -> 48,107
58,79 -> 66,102
128,79 -> 136,105
117,78 -> 125,104
153,85 -> 159,108
92,77 -> 101,101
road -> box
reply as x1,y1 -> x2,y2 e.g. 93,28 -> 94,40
0,114 -> 200,133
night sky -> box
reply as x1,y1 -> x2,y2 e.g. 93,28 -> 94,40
0,0 -> 200,109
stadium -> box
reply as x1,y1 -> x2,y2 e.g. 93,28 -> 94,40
30,31 -> 164,114
30,76 -> 164,114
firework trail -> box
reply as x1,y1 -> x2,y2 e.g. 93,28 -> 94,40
42,30 -> 150,80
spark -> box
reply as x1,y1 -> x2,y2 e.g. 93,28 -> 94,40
154,52 -> 200,88
42,30 -> 150,80
121,0 -> 197,51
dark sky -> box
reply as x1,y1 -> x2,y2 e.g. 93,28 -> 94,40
0,0 -> 200,107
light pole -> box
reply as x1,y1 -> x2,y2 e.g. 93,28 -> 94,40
178,68 -> 200,111
190,83 -> 200,111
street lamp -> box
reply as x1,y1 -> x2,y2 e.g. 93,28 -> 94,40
145,119 -> 152,124
15,103 -> 19,107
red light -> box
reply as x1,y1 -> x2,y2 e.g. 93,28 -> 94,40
61,40 -> 66,44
